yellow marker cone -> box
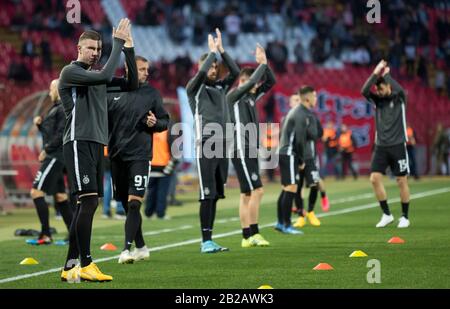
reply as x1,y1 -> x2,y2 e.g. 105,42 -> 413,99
258,285 -> 273,289
349,250 -> 368,258
20,257 -> 39,265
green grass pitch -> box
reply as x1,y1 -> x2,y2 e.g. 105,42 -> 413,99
0,177 -> 449,289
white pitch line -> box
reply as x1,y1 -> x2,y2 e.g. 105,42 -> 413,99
1,187 -> 449,285
93,192 -> 376,240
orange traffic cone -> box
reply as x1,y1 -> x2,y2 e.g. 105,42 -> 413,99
388,237 -> 405,244
100,243 -> 117,251
313,263 -> 334,270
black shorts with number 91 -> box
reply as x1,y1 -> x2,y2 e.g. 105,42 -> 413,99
111,158 -> 151,202
371,143 -> 410,176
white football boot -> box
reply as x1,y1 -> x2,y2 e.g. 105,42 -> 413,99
397,216 -> 410,228
118,249 -> 135,264
132,246 -> 150,261
376,214 -> 394,228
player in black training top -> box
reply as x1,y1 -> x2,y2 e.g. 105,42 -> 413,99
186,29 -> 240,253
58,19 -> 138,282
275,87 -> 313,235
30,79 -> 73,245
108,55 -> 169,264
362,60 -> 411,229
227,44 -> 275,248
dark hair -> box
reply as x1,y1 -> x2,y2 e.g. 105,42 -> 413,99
78,30 -> 101,43
239,67 -> 255,78
298,85 -> 315,96
376,77 -> 388,87
135,55 -> 149,63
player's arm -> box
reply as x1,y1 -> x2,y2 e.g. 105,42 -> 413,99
255,65 -> 276,99
215,29 -> 240,91
255,45 -> 276,98
107,46 -> 138,92
186,35 -> 217,96
361,74 -> 378,102
361,60 -> 386,102
295,113 -> 307,165
150,92 -> 170,132
43,107 -> 65,154
315,116 -> 323,140
59,19 -> 130,86
138,92 -> 170,134
383,69 -> 406,103
226,63 -> 266,103
307,114 -> 318,141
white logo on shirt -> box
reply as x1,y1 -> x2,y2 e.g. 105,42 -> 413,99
204,187 -> 210,195
113,96 -> 121,101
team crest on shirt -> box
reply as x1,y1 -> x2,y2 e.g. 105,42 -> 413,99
82,175 -> 90,185
249,99 -> 255,107
295,174 -> 300,180
204,187 -> 210,195
251,173 -> 258,181
389,101 -> 394,108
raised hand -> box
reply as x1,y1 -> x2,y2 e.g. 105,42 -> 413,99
373,60 -> 387,75
124,23 -> 133,48
214,28 -> 224,53
382,66 -> 390,76
255,43 -> 267,64
113,18 -> 131,41
208,34 -> 217,53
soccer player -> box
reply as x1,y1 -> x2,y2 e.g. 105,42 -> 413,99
288,93 -> 329,228
362,60 -> 411,228
108,55 -> 169,264
291,87 -> 322,228
227,44 -> 276,248
275,88 -> 312,234
59,19 -> 138,282
186,29 -> 240,253
30,79 -> 73,244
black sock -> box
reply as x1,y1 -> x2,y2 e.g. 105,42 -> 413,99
200,200 -> 212,241
64,202 -> 80,271
76,195 -> 98,267
210,198 -> 218,231
33,197 -> 50,236
282,191 -> 296,227
55,200 -> 73,233
401,202 -> 409,219
308,186 -> 318,212
294,185 -> 304,216
242,227 -> 251,239
124,200 -> 142,251
277,191 -> 285,224
379,200 -> 391,215
320,191 -> 326,198
250,224 -> 259,235
134,220 -> 146,248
